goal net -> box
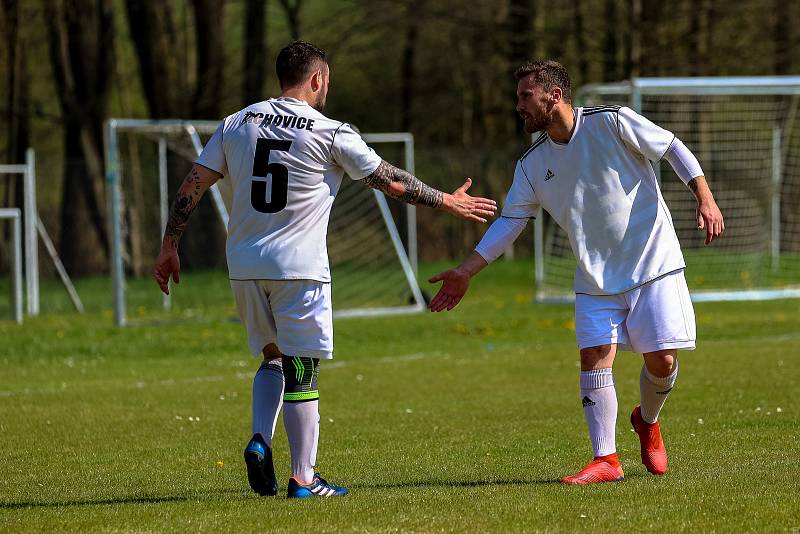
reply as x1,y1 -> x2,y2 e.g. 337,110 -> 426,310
105,119 -> 424,326
534,76 -> 800,302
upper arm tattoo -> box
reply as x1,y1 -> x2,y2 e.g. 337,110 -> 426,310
363,160 -> 444,208
163,168 -> 205,248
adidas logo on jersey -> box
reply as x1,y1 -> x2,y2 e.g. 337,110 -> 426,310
544,169 -> 555,181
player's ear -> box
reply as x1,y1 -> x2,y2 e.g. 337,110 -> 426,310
552,87 -> 562,104
310,69 -> 323,92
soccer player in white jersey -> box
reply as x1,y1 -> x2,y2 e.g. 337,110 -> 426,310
429,60 -> 724,485
152,41 -> 496,498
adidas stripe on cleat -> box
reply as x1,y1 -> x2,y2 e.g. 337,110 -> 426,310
631,405 -> 668,475
244,433 -> 278,496
560,457 -> 625,485
287,474 -> 348,498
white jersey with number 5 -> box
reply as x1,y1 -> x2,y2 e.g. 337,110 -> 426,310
503,106 -> 685,295
196,97 -> 382,282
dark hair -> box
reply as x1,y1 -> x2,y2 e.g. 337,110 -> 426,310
276,41 -> 328,88
514,60 -> 572,103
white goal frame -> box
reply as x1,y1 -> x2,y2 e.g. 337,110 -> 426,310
105,119 -> 424,326
1,149 -> 83,319
532,76 -> 800,303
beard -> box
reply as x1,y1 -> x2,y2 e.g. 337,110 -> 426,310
522,111 -> 550,134
312,92 -> 327,112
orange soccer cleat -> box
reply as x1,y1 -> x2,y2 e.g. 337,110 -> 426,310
631,405 -> 668,475
559,454 -> 625,485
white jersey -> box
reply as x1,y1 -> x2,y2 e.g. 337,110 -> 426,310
196,97 -> 382,282
503,106 -> 685,295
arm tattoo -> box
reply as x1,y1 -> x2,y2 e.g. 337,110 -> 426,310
163,169 -> 204,248
363,160 -> 444,208
687,178 -> 699,193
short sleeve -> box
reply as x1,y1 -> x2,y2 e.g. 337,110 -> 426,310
500,161 -> 540,219
617,106 -> 675,162
195,121 -> 228,177
331,123 -> 382,180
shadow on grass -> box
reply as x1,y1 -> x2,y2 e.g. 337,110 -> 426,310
0,489 -> 248,510
353,478 -> 561,490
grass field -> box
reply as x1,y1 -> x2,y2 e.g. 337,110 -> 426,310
1,260 -> 799,532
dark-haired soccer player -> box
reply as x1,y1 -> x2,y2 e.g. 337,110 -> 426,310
153,41 -> 496,498
429,60 -> 724,484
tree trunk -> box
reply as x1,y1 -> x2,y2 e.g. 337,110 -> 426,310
401,0 -> 423,132
626,0 -> 641,78
572,0 -> 588,85
774,0 -> 791,74
602,0 -> 619,81
44,0 -> 113,274
1,0 -> 30,270
124,0 -> 227,272
243,0 -> 268,105
508,0 -> 534,130
277,0 -> 303,40
190,0 -> 225,118
124,1 -> 183,117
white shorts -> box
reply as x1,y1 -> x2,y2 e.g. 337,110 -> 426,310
575,270 -> 696,354
230,279 -> 334,359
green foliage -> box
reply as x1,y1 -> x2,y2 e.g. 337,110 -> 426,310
1,260 -> 798,530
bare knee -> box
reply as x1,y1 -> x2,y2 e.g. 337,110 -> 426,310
262,343 -> 282,361
580,344 -> 616,371
643,350 -> 676,377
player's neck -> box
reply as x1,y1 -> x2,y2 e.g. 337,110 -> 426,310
546,105 -> 576,144
280,87 -> 313,104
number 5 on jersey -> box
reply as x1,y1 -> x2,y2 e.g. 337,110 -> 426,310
252,138 -> 293,213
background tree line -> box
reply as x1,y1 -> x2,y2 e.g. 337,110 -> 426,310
0,0 -> 797,277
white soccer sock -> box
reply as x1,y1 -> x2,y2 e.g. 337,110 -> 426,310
640,360 -> 678,424
580,368 -> 618,457
252,358 -> 284,447
283,400 -> 319,483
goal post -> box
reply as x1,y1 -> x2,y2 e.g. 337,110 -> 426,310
105,119 -> 424,327
533,76 -> 800,303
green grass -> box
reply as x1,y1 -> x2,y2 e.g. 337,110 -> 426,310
1,260 -> 799,532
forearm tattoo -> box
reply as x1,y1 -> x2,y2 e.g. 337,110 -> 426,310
688,178 -> 699,194
363,160 -> 444,208
163,169 -> 204,248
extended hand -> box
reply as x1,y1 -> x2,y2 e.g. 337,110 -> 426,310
428,267 -> 471,312
153,247 -> 181,295
696,198 -> 724,245
442,178 -> 497,223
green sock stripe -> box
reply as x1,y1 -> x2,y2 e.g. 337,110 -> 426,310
284,390 -> 319,401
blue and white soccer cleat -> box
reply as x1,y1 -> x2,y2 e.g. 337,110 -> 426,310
287,473 -> 349,498
243,433 -> 278,496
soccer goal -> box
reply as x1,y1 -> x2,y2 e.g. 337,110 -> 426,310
533,76 -> 800,303
104,119 -> 425,327
0,149 -> 83,321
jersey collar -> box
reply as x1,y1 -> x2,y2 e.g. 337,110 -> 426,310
547,108 -> 581,150
274,96 -> 308,106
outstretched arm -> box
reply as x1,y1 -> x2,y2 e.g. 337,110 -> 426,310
363,160 -> 496,222
428,216 -> 528,312
153,164 -> 222,294
428,252 -> 489,312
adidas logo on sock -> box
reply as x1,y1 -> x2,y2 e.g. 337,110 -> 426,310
656,387 -> 673,395
582,396 -> 596,407
544,169 -> 555,181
